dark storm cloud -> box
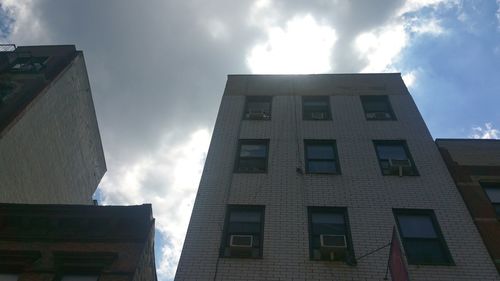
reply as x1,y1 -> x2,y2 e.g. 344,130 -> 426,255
15,0 -> 263,163
7,0 -> 411,163
2,1 -> 430,279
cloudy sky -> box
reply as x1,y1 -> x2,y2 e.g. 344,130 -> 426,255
1,0 -> 499,279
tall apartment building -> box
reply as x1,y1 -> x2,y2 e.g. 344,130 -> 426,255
0,44 -> 105,204
176,74 -> 500,280
436,139 -> 500,273
0,45 -> 157,280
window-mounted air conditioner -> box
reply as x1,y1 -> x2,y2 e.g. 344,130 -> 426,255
311,112 -> 326,120
366,112 -> 392,119
320,234 -> 347,248
389,158 -> 412,176
318,234 -> 347,261
230,235 -> 253,248
246,110 -> 270,119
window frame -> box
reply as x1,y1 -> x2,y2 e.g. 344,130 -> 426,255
393,209 -> 454,266
302,96 -> 332,121
234,139 -> 269,173
360,95 -> 396,121
307,207 -> 356,263
373,140 -> 419,176
8,55 -> 48,73
243,96 -> 273,120
220,205 -> 265,259
304,140 -> 341,174
57,274 -> 100,281
0,274 -> 19,281
480,182 -> 500,218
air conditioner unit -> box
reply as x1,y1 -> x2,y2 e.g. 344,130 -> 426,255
389,158 -> 412,176
319,234 -> 347,261
228,235 -> 255,257
230,235 -> 253,248
366,112 -> 392,120
311,112 -> 325,120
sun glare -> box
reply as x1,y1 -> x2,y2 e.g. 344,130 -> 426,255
247,15 -> 337,74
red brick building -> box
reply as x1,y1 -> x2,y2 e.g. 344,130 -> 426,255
0,203 -> 157,281
436,139 -> 500,272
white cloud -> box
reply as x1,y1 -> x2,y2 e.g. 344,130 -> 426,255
398,0 -> 459,16
354,0 -> 458,73
496,0 -> 500,30
100,129 -> 211,280
402,70 -> 417,88
470,123 -> 500,139
355,23 -> 408,72
0,0 -> 48,44
246,14 -> 337,74
408,18 -> 445,35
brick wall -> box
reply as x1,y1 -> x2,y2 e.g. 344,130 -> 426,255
0,53 -> 106,204
176,75 -> 500,281
437,139 -> 500,273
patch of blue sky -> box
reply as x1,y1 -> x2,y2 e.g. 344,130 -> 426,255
154,229 -> 167,270
397,0 -> 500,138
0,4 -> 14,39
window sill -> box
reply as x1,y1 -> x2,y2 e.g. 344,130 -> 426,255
408,261 -> 455,266
305,172 -> 341,175
242,118 -> 272,121
220,255 -> 263,259
365,118 -> 397,121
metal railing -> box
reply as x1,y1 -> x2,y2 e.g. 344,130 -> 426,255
0,44 -> 16,52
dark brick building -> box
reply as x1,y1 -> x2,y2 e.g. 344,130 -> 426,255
436,139 -> 500,272
0,203 -> 157,281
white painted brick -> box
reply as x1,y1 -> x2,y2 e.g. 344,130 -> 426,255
176,75 -> 500,281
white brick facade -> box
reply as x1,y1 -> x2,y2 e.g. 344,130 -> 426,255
0,53 -> 106,204
176,74 -> 500,280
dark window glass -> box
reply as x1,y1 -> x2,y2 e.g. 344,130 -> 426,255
303,96 -> 331,120
305,140 -> 340,174
394,210 -> 453,265
235,140 -> 269,173
221,205 -> 264,258
308,207 -> 354,263
61,276 -> 99,281
374,140 -> 417,176
9,56 -> 48,73
244,96 -> 272,120
361,95 -> 395,120
0,81 -> 17,104
481,182 -> 500,217
0,274 -> 18,281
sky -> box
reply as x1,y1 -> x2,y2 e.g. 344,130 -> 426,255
0,0 -> 499,280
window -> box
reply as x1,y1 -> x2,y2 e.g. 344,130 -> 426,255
235,140 -> 269,173
303,96 -> 331,120
393,209 -> 453,265
0,274 -> 18,281
360,95 -> 396,120
481,182 -> 500,217
243,96 -> 272,120
61,276 -> 99,281
308,207 -> 354,263
0,81 -> 16,104
374,140 -> 418,176
9,56 -> 48,73
304,140 -> 340,174
221,205 -> 264,258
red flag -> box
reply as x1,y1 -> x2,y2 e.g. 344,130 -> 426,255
389,227 -> 410,281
